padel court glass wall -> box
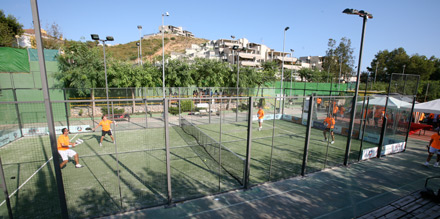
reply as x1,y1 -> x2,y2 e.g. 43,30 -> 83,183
0,92 -> 415,218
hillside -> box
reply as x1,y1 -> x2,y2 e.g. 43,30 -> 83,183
107,34 -> 209,63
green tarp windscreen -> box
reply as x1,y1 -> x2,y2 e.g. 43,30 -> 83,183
0,47 -> 30,73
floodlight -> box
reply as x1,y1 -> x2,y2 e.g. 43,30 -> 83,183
137,25 -> 142,29
284,27 -> 289,31
106,36 -> 114,41
232,45 -> 239,50
91,34 -> 100,40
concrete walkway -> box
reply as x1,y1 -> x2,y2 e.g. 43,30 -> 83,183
105,137 -> 438,219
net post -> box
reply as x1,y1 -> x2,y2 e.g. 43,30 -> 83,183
301,94 -> 314,176
164,98 -> 173,205
244,96 -> 254,189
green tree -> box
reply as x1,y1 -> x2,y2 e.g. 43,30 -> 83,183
0,10 -> 24,47
191,58 -> 230,87
430,58 -> 440,80
368,48 -> 435,82
322,37 -> 355,81
55,40 -> 106,95
42,22 -> 64,49
256,61 -> 278,96
298,68 -> 312,82
163,59 -> 194,88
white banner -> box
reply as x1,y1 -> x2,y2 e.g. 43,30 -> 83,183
383,142 -> 406,155
361,147 -> 378,160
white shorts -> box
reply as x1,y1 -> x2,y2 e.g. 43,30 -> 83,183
58,149 -> 77,161
429,146 -> 440,154
258,119 -> 264,123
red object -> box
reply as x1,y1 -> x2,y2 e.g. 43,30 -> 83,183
399,122 -> 433,135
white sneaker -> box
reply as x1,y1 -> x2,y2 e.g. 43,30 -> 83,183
75,164 -> 83,168
99,143 -> 102,147
331,141 -> 335,144
424,161 -> 430,166
258,127 -> 261,131
325,138 -> 328,141
435,162 -> 439,167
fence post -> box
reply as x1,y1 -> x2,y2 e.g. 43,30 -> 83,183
377,96 -> 389,158
244,97 -> 254,189
12,88 -> 23,137
358,97 -> 370,161
63,88 -> 70,131
268,98 -> 277,181
0,158 -> 13,219
31,1 -> 68,217
404,96 -> 417,152
164,98 -> 173,205
301,94 -> 314,176
144,98 -> 149,129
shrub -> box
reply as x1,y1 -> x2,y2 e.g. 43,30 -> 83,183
169,107 -> 179,115
181,100 -> 194,112
101,107 -> 125,115
171,37 -> 176,40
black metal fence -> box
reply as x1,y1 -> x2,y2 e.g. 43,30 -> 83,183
0,91 -> 416,218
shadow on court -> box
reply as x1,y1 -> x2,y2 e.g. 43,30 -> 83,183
105,137 -> 436,219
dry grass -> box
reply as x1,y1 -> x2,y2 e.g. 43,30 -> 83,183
107,34 -> 208,63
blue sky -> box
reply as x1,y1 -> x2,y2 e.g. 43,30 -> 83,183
2,0 -> 439,72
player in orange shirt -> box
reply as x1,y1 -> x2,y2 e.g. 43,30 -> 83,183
339,106 -> 345,118
93,115 -> 116,147
323,113 -> 335,144
424,129 -> 440,167
257,106 -> 265,131
316,98 -> 322,109
333,105 -> 339,120
58,128 -> 83,169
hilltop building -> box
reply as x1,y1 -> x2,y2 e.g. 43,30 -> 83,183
15,29 -> 61,48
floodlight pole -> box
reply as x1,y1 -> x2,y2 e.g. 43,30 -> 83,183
290,49 -> 294,96
343,9 -> 372,166
162,12 -> 169,99
138,25 -> 143,66
102,40 -> 110,116
281,27 -> 289,98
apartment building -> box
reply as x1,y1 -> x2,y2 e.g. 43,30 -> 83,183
298,56 -> 324,70
177,37 -> 301,76
15,29 -> 59,48
159,25 -> 194,37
